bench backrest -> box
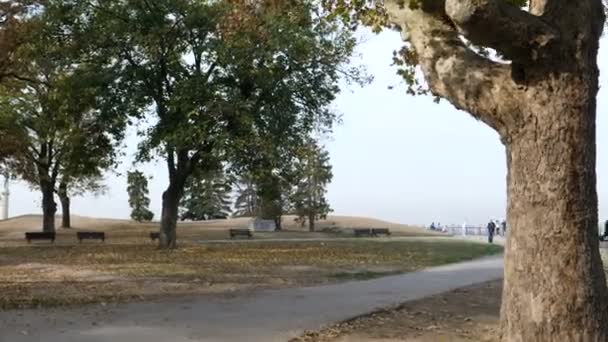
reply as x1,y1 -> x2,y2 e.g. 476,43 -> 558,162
25,232 -> 55,239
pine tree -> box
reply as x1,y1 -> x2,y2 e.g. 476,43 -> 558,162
127,171 -> 153,222
233,174 -> 258,218
291,141 -> 333,232
180,169 -> 232,221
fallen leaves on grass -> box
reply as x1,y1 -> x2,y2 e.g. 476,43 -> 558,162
0,240 -> 502,309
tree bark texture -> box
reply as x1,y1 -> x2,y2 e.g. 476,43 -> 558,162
159,148 -> 196,249
41,181 -> 56,233
385,0 -> 607,340
160,185 -> 181,249
58,182 -> 71,228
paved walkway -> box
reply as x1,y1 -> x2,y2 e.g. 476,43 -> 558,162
0,255 -> 504,342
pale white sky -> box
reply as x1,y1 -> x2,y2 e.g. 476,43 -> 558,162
6,30 -> 608,226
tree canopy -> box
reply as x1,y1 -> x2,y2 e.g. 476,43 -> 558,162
0,5 -> 131,231
63,0 -> 366,247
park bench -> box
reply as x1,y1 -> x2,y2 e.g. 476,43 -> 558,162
371,228 -> 391,237
150,232 -> 160,241
25,232 -> 55,243
76,231 -> 105,243
354,228 -> 372,237
229,229 -> 253,239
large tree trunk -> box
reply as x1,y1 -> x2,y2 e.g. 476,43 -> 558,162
58,182 -> 71,228
500,76 -> 608,341
41,182 -> 56,233
159,184 -> 182,249
383,0 -> 607,339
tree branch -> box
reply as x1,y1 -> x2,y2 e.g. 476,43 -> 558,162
445,0 -> 559,62
386,0 -> 525,138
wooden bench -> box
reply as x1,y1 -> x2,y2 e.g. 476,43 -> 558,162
354,228 -> 372,237
371,228 -> 391,237
150,232 -> 160,241
77,232 -> 105,243
229,229 -> 253,239
25,232 -> 56,243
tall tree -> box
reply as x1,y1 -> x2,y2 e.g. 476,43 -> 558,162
0,8 -> 128,232
233,174 -> 258,217
180,168 -> 232,221
80,0 -> 363,248
127,170 -> 154,223
291,141 -> 333,232
329,0 -> 608,339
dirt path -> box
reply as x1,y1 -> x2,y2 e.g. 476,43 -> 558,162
0,255 -> 503,342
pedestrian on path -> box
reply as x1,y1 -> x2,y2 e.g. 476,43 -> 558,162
487,220 -> 496,243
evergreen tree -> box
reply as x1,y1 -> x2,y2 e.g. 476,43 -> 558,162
233,175 -> 258,218
180,169 -> 232,221
291,141 -> 333,232
127,171 -> 153,222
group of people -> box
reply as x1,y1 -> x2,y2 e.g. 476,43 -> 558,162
429,222 -> 446,232
486,219 -> 507,243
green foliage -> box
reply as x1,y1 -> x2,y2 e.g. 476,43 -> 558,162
63,0 -> 367,241
127,171 -> 154,222
291,141 -> 333,229
0,5 -> 130,198
180,168 -> 232,221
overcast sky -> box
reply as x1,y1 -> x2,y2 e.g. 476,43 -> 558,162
5,29 -> 608,226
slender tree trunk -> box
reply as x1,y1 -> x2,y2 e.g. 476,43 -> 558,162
41,182 -> 56,233
500,75 -> 608,340
308,213 -> 315,232
159,184 -> 182,249
58,182 -> 71,228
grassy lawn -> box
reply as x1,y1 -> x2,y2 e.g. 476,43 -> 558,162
0,239 -> 502,310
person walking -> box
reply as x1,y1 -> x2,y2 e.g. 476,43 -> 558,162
487,220 -> 496,243
501,220 -> 507,236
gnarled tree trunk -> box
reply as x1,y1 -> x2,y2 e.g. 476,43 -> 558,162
41,181 -> 56,233
384,0 -> 607,340
58,181 -> 71,228
500,75 -> 608,340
